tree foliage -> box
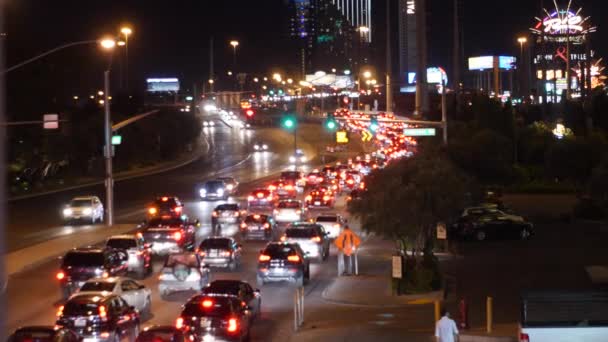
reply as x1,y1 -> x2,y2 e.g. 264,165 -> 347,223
348,149 -> 475,252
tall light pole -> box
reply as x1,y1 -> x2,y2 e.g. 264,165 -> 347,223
230,40 -> 239,72
120,26 -> 132,90
100,38 -> 117,225
517,37 -> 527,98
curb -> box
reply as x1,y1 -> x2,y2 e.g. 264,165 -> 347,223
8,134 -> 211,202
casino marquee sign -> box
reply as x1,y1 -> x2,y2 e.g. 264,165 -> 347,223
530,2 -> 596,44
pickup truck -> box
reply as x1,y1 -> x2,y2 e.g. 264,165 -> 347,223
519,291 -> 608,342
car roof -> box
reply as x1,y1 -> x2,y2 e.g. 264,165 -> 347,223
72,196 -> 96,201
13,326 -> 57,334
140,326 -> 181,334
67,292 -> 114,303
69,246 -> 106,253
84,276 -> 131,284
203,236 -> 233,242
108,234 -> 137,240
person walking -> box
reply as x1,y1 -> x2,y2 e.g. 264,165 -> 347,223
334,225 -> 361,275
435,309 -> 459,342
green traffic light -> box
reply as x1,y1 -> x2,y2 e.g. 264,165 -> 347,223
283,118 -> 295,129
326,120 -> 336,130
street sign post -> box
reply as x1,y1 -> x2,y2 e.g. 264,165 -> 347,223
43,114 -> 59,129
111,135 -> 122,145
403,128 -> 436,136
437,223 -> 447,240
336,130 -> 349,144
392,255 -> 402,279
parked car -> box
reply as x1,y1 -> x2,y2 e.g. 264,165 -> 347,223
62,196 -> 104,224
105,234 -> 152,279
451,213 -> 534,241
197,237 -> 242,271
202,280 -> 261,321
176,295 -> 251,342
158,252 -> 211,299
256,242 -> 310,287
56,293 -> 140,342
57,247 -> 128,301
78,277 -> 152,317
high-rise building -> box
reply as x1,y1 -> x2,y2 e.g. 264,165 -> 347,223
398,0 -> 417,86
331,0 -> 372,42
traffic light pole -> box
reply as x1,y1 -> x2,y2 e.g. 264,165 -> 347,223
104,70 -> 114,225
293,125 -> 297,156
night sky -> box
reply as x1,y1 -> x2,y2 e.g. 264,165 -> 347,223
4,0 -> 608,96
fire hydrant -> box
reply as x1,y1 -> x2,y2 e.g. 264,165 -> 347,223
459,298 -> 469,330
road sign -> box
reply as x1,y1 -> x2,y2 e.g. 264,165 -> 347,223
361,130 -> 373,142
336,130 -> 349,144
437,223 -> 447,240
403,128 -> 436,136
111,135 -> 122,145
392,255 -> 402,279
43,114 -> 59,129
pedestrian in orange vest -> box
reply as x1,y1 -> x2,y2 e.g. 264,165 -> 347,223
334,225 -> 361,275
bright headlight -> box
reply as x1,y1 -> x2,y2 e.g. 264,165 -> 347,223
83,208 -> 93,215
289,156 -> 296,163
301,157 -> 307,162
63,208 -> 73,216
226,184 -> 234,190
254,145 -> 260,150
199,189 -> 207,197
217,189 -> 224,195
262,144 -> 268,150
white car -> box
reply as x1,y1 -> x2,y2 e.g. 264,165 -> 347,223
77,277 -> 151,316
273,200 -> 306,223
253,142 -> 269,151
62,196 -> 104,224
289,149 -> 307,164
314,214 -> 347,239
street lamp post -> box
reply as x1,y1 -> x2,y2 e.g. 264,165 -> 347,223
230,40 -> 239,72
517,37 -> 527,98
100,38 -> 117,225
120,27 -> 132,90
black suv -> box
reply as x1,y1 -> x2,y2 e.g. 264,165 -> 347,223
8,326 -> 80,342
147,196 -> 184,219
240,214 -> 275,241
256,242 -> 310,287
56,293 -> 140,342
201,280 -> 262,321
176,295 -> 251,342
139,217 -> 197,256
57,247 -> 128,301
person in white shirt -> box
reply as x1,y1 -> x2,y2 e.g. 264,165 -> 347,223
435,309 -> 459,342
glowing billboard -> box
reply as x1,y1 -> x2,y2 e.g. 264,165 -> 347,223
146,78 -> 180,92
468,56 -> 516,71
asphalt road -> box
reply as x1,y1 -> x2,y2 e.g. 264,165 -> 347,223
6,119 -> 323,252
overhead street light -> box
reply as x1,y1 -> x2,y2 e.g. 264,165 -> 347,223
120,26 -> 133,90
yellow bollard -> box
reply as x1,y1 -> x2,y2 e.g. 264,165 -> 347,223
486,296 -> 493,333
434,300 -> 441,323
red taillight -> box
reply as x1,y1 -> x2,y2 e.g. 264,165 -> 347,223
520,333 -> 530,342
162,197 -> 169,202
56,271 -> 65,280
233,211 -> 239,217
176,317 -> 184,329
305,195 -> 312,201
227,318 -> 238,332
199,251 -> 206,257
287,255 -> 301,262
202,299 -> 213,308
256,192 -> 264,198
248,195 -> 254,201
319,177 -> 324,182
285,185 -> 293,190
99,305 -> 107,320
220,251 -> 231,257
259,254 -> 271,262
173,231 -> 183,241
240,222 -> 247,229
212,211 -> 218,217
347,179 -> 354,185
323,196 -> 330,202
263,223 -> 270,229
311,236 -> 321,243
267,196 -> 273,201
56,305 -> 64,317
280,235 -> 286,242
174,206 -> 182,213
296,210 -> 301,215
246,109 -> 254,116
269,185 -> 276,191
148,207 -> 157,215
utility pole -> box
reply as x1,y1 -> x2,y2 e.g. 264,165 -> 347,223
415,0 -> 428,115
386,0 -> 393,112
441,79 -> 448,145
0,10 -> 7,339
209,36 -> 214,93
103,71 -> 114,226
452,0 -> 460,91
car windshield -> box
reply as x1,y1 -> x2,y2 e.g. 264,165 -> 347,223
203,281 -> 241,296
264,244 -> 297,258
165,253 -> 198,267
278,201 -> 300,209
69,199 -> 91,207
286,228 -> 316,238
154,198 -> 178,208
216,204 -> 238,211
182,297 -> 233,317
316,216 -> 337,222
200,239 -> 230,249
205,181 -> 224,190
217,178 -> 234,184
80,281 -> 116,292
10,330 -> 55,342
63,300 -> 101,316
245,215 -> 267,223
148,218 -> 183,227
62,252 -> 104,267
106,238 -> 137,249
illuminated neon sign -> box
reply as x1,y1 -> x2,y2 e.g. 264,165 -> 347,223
530,4 -> 596,38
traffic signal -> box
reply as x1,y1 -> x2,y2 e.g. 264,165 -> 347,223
282,116 -> 296,129
325,113 -> 337,131
245,109 -> 255,118
369,116 -> 379,133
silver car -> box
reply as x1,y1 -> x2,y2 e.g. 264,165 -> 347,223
273,200 -> 307,223
281,223 -> 330,261
78,277 -> 152,317
314,214 -> 347,239
158,252 -> 211,299
62,196 -> 104,224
